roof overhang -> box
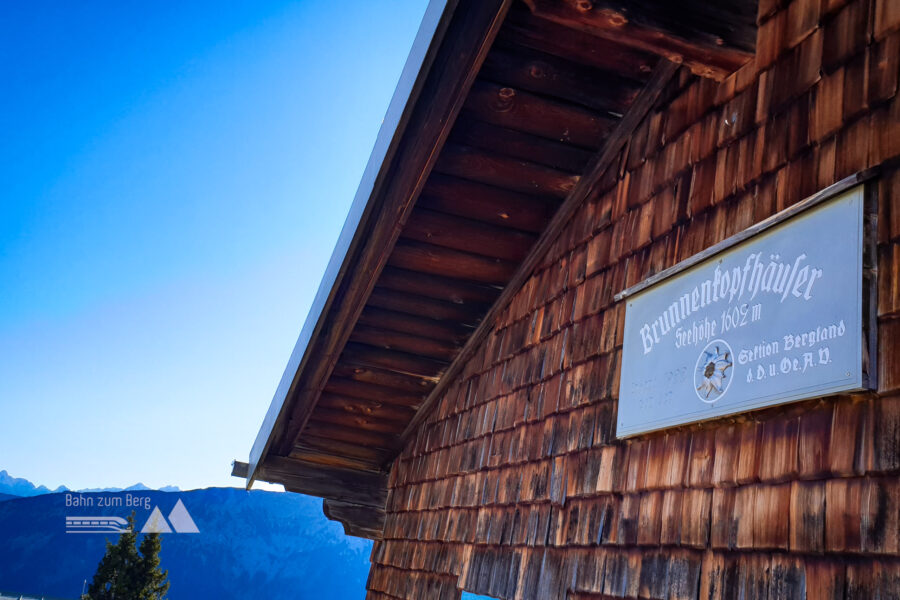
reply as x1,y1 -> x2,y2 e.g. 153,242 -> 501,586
245,0 -> 458,487
238,0 -> 757,538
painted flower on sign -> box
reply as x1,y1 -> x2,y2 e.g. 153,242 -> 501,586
695,345 -> 732,402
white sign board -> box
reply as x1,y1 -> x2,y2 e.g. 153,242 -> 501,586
617,186 -> 866,437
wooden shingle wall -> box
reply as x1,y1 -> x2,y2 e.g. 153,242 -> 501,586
367,0 -> 900,597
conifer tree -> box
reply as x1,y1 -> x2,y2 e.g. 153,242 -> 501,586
136,530 -> 169,599
83,512 -> 169,600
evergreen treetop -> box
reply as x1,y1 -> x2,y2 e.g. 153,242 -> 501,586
83,512 -> 169,600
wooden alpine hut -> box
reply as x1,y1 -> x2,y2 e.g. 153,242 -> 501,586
234,0 -> 900,596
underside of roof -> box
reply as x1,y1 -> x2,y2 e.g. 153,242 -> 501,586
236,0 -> 758,539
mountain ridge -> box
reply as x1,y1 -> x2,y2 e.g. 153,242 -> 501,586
0,482 -> 371,599
0,470 -> 180,496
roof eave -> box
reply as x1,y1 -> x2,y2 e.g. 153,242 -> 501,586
246,0 -> 454,488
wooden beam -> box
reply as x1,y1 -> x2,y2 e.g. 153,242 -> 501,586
379,266 -> 502,305
324,377 -> 425,407
312,406 -> 408,435
303,420 -> 400,450
322,499 -> 385,540
463,82 -> 614,149
333,521 -> 384,539
330,364 -> 436,396
278,479 -> 383,509
258,456 -> 388,507
295,434 -> 393,463
318,391 -> 418,421
279,477 -> 384,512
271,0 -> 514,459
368,286 -> 487,323
497,5 -> 657,79
449,117 -> 593,173
288,446 -> 386,472
522,0 -> 754,80
398,59 -> 681,451
403,208 -> 538,262
276,478 -> 383,508
357,306 -> 469,344
264,455 -> 386,480
349,323 -> 460,361
389,239 -> 518,285
420,173 -> 559,233
479,45 -> 642,113
341,342 -> 449,379
435,142 -> 581,198
231,461 -> 249,478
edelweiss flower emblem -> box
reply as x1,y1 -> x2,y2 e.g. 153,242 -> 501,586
694,340 -> 734,403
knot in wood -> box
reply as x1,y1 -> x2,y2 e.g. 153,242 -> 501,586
598,8 -> 627,27
528,62 -> 547,80
494,87 -> 516,112
575,0 -> 593,12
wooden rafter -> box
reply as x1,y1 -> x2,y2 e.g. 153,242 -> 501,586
522,0 -> 755,80
398,58 -> 681,449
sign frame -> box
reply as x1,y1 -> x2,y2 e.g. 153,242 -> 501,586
614,170 -> 879,438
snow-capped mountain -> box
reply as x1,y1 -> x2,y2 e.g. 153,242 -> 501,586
0,471 -> 181,496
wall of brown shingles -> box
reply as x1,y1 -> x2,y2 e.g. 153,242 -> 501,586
366,0 -> 900,597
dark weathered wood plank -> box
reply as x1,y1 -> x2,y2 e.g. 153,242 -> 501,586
463,82 -> 614,149
295,434 -> 393,462
341,342 -> 449,379
449,117 -> 594,173
259,455 -> 388,507
322,499 -> 385,540
367,287 -> 486,323
498,4 -> 656,78
329,365 -> 435,396
324,376 -> 426,408
286,446 -> 385,472
311,406 -> 408,435
303,420 -> 399,450
349,323 -> 460,361
231,461 -> 249,478
435,142 -> 582,198
419,173 -> 559,232
264,455 -> 386,481
357,306 -> 470,343
403,208 -> 539,262
378,266 -> 502,305
318,391 -> 417,421
523,0 -> 754,79
277,477 -> 382,508
479,45 -> 642,113
389,239 -> 518,285
398,59 -> 681,448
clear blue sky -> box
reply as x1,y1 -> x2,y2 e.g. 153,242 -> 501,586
0,1 -> 429,491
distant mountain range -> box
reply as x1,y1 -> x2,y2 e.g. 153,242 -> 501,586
0,470 -> 180,496
0,473 -> 372,599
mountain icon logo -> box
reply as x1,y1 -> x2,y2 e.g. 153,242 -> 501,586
140,499 -> 199,534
